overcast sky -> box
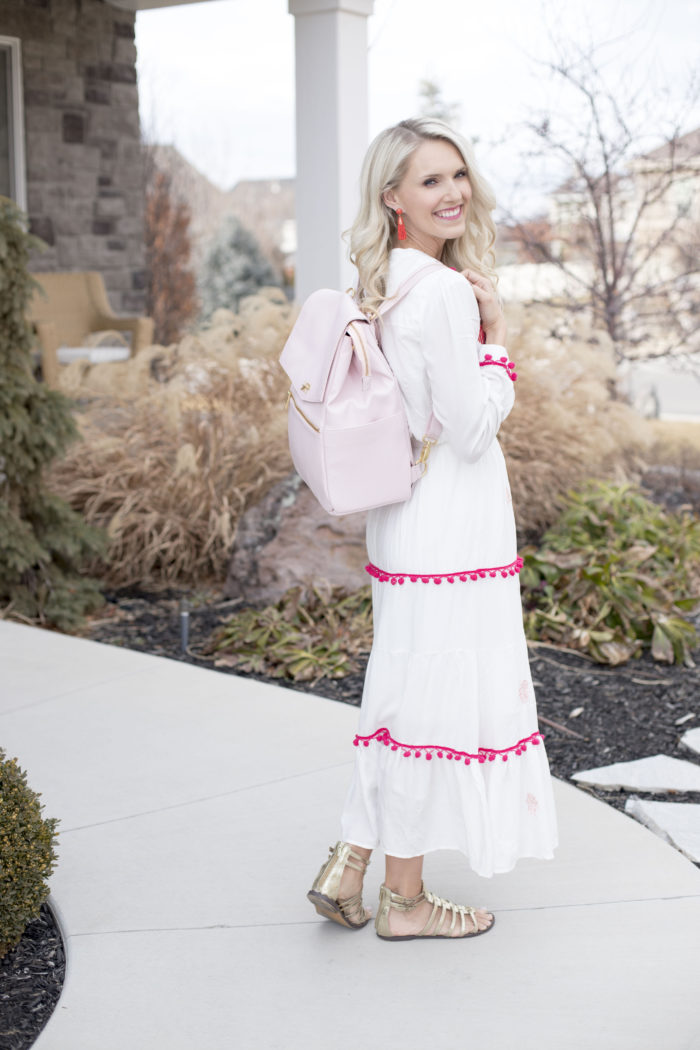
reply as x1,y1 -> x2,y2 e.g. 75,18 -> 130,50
136,0 -> 700,213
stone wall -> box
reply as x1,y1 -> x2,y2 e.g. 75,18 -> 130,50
4,0 -> 146,313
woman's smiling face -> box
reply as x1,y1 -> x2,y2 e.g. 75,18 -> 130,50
384,138 -> 471,258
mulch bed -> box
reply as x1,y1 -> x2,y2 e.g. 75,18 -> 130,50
4,576 -> 699,1049
0,905 -> 65,1050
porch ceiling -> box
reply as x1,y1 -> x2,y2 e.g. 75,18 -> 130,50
104,0 -> 220,11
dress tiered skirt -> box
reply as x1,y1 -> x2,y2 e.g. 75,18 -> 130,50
340,438 -> 558,877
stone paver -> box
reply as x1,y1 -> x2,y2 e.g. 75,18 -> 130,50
625,797 -> 700,864
572,753 -> 700,793
681,726 -> 700,757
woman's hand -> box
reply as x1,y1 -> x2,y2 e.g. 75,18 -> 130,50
460,270 -> 507,345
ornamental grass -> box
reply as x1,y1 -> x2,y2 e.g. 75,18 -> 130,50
499,302 -> 649,541
51,291 -> 294,587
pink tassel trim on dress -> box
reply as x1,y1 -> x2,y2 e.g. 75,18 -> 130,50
480,354 -> 517,381
365,555 -> 524,586
353,726 -> 543,764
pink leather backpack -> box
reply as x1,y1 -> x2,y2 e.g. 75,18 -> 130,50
279,262 -> 443,516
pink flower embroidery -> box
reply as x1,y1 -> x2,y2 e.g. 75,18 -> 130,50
518,679 -> 530,704
526,793 -> 539,815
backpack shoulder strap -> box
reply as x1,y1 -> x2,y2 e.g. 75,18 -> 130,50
374,260 -> 446,469
377,260 -> 444,318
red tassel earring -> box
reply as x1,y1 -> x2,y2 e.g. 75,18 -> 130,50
396,208 -> 407,241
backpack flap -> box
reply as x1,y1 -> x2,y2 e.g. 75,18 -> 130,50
280,262 -> 445,516
279,289 -> 368,403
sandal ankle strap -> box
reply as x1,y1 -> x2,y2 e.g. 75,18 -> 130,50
383,882 -> 426,911
330,843 -> 370,874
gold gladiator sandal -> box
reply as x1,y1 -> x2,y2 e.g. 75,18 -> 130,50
307,842 -> 371,930
375,881 -> 495,941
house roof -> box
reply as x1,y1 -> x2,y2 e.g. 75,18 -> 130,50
641,127 -> 700,164
549,127 -> 700,196
551,170 -> 627,197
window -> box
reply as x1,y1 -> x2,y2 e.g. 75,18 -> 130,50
0,37 -> 26,211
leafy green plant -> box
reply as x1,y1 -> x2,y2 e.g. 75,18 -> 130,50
0,196 -> 105,628
0,749 -> 59,958
521,481 -> 700,665
206,583 -> 373,683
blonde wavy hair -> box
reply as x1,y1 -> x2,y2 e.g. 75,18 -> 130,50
347,117 -> 498,318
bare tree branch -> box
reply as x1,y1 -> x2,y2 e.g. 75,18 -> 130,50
503,35 -> 700,365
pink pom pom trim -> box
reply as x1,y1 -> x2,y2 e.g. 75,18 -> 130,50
352,727 -> 544,763
365,555 -> 524,586
480,354 -> 517,382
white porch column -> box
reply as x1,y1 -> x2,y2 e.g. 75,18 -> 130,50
288,0 -> 374,301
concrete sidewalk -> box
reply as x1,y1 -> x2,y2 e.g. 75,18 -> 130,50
1,620 -> 699,1050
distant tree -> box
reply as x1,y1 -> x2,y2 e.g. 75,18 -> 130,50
144,160 -> 198,345
198,216 -> 281,319
505,39 -> 700,363
418,78 -> 461,127
0,197 -> 104,629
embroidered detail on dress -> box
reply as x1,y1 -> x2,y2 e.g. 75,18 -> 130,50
526,793 -> 539,815
480,353 -> 517,381
365,555 -> 524,585
353,726 -> 543,764
518,679 -> 530,704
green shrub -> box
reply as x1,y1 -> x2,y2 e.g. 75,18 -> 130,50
521,481 -> 700,665
0,196 -> 105,628
206,583 -> 373,683
0,749 -> 59,958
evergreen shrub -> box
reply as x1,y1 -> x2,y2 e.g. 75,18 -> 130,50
0,196 -> 105,628
0,748 -> 59,959
198,215 -> 281,319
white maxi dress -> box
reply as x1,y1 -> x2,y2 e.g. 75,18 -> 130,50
340,248 -> 558,877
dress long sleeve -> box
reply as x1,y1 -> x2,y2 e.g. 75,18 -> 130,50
420,275 -> 514,463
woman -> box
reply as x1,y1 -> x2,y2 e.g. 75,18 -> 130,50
307,118 -> 558,941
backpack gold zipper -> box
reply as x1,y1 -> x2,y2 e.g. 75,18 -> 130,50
287,390 -> 320,432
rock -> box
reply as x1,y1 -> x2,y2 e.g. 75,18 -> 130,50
224,473 -> 369,604
625,797 -> 700,863
572,754 -> 700,793
681,727 -> 700,757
